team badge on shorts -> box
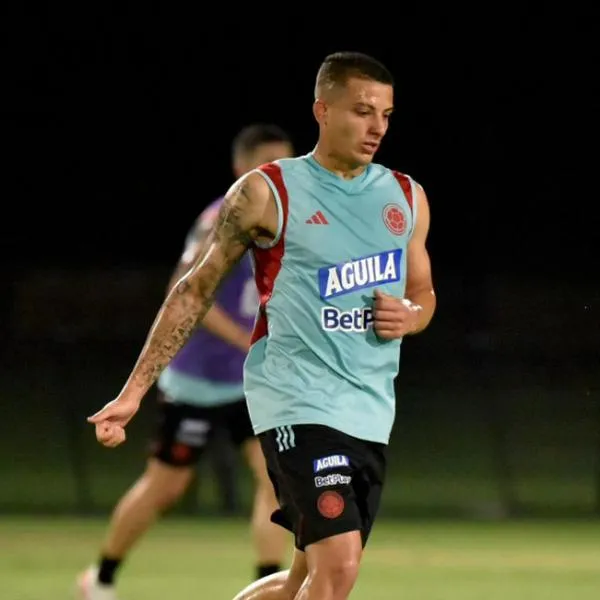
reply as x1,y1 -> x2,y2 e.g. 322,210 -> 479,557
317,490 -> 345,519
171,442 -> 192,463
383,203 -> 407,235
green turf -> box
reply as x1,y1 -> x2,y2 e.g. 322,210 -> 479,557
2,517 -> 599,599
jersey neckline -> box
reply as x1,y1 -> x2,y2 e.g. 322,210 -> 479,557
304,151 -> 372,193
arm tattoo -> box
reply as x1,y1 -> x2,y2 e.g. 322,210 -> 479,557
128,180 -> 256,395
212,184 -> 255,248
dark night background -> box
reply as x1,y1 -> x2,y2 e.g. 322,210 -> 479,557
1,8 -> 598,517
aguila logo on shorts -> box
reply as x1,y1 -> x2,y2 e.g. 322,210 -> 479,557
318,249 -> 403,300
313,454 -> 350,473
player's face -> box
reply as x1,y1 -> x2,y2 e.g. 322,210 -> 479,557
236,141 -> 294,176
324,77 -> 394,167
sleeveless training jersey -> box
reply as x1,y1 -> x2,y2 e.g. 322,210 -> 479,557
158,197 -> 259,407
243,152 -> 417,444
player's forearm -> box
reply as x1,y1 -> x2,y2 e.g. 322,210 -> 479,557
202,304 -> 251,352
166,263 -> 191,296
168,267 -> 251,351
408,289 -> 436,334
119,271 -> 217,404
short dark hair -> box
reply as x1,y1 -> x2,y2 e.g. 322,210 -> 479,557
232,123 -> 291,160
315,51 -> 394,98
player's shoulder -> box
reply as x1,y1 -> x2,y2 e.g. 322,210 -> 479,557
255,155 -> 309,177
373,163 -> 424,199
367,163 -> 425,216
251,156 -> 312,197
371,162 -> 420,187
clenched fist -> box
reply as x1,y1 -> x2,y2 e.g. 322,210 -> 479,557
87,397 -> 140,448
373,289 -> 422,340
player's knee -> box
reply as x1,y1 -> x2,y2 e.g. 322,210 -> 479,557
318,556 -> 360,591
307,532 -> 362,593
154,480 -> 187,509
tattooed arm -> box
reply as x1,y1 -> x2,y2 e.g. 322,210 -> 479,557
88,171 -> 276,447
165,208 -> 253,352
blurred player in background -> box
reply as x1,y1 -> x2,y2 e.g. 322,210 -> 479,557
78,124 -> 294,600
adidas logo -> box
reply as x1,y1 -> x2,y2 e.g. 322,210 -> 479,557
305,210 -> 329,225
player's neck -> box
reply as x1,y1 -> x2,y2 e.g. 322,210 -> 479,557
312,145 -> 366,180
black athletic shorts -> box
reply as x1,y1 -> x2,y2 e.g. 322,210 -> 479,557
259,424 -> 387,551
150,391 -> 255,467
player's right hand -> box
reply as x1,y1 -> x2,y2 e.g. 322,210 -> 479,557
87,397 -> 140,448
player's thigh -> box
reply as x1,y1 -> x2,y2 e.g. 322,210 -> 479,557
259,424 -> 364,551
150,391 -> 214,467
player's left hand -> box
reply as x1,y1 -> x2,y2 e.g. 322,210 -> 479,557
373,289 -> 422,340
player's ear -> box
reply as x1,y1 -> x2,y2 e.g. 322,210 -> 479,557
313,99 -> 327,125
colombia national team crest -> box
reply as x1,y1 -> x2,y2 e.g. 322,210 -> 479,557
383,203 -> 407,235
317,490 -> 345,519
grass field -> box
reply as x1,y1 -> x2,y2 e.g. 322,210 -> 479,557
1,517 -> 599,599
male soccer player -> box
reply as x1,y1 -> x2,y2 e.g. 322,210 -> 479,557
88,52 -> 436,600
78,124 -> 294,600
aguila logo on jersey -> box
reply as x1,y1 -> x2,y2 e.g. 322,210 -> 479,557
318,249 -> 403,300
